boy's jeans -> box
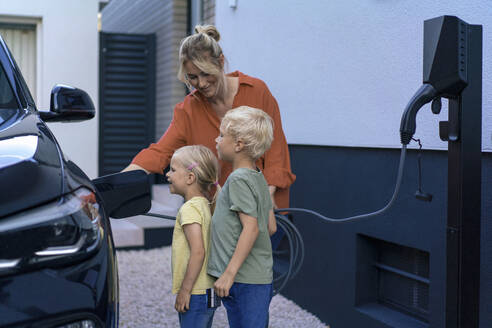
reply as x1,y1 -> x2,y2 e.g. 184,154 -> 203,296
222,282 -> 273,328
178,294 -> 217,328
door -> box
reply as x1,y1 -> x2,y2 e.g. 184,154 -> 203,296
99,32 -> 156,176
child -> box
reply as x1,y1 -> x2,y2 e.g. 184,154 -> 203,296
166,145 -> 221,328
208,106 -> 278,328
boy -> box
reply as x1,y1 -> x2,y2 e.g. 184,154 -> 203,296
208,106 -> 277,328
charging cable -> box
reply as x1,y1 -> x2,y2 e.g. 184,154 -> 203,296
412,138 -> 433,201
276,144 -> 407,223
144,213 -> 177,220
268,144 -> 409,293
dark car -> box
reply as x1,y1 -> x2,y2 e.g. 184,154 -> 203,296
0,36 -> 150,327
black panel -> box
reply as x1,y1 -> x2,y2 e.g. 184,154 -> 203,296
281,145 -> 492,328
99,32 -> 156,176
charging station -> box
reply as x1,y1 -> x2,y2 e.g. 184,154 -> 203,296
278,15 -> 483,327
402,15 -> 483,328
399,15 -> 483,327
435,16 -> 482,328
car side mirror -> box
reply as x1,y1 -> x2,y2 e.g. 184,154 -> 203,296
39,84 -> 95,122
92,170 -> 152,219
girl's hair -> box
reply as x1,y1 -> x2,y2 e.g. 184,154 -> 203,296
221,106 -> 274,160
177,25 -> 228,100
172,145 -> 221,212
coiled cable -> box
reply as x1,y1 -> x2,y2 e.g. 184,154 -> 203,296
272,213 -> 304,295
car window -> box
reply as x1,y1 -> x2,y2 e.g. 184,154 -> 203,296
0,62 -> 18,125
10,54 -> 35,107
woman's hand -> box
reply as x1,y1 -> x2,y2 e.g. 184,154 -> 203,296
175,289 -> 191,313
214,271 -> 235,297
268,209 -> 277,236
268,185 -> 277,209
122,163 -> 150,174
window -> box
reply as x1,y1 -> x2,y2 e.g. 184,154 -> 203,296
0,23 -> 37,102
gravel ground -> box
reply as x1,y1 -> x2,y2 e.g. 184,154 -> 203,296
117,247 -> 327,328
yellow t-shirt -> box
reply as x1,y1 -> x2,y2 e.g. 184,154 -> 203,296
171,196 -> 215,295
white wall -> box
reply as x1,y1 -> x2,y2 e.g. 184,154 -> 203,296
216,1 -> 491,151
1,0 -> 100,177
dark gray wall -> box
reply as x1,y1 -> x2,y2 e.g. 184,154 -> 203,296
284,145 -> 491,328
101,0 -> 188,141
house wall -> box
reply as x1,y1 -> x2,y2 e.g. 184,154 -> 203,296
215,0 -> 491,151
215,1 -> 491,327
0,0 -> 100,178
101,0 -> 188,142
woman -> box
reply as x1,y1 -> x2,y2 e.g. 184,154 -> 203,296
124,25 -> 295,208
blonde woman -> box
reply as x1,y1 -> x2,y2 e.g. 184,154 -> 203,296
124,25 -> 295,209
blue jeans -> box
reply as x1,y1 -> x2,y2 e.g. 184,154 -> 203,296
178,294 -> 216,328
222,282 -> 273,328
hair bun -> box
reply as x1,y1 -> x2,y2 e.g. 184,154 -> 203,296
194,25 -> 221,42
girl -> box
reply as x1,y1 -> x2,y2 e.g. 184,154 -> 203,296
166,145 -> 221,328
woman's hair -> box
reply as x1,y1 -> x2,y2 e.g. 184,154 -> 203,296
172,145 -> 221,212
177,25 -> 227,100
221,106 -> 274,160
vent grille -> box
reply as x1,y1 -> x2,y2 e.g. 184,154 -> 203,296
376,240 -> 429,321
356,235 -> 430,323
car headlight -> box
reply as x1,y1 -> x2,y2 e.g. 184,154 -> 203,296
0,188 -> 103,275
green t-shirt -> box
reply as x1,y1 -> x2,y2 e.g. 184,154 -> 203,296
207,168 -> 273,284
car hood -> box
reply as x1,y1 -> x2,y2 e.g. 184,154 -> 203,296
0,111 -> 64,218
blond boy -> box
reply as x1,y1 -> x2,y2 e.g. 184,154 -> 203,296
207,106 -> 277,328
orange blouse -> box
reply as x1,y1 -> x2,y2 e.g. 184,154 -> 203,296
131,71 -> 296,208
